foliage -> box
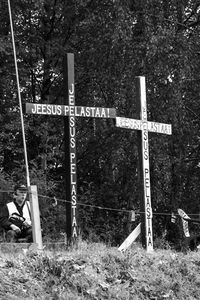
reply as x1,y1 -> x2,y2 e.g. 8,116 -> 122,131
1,0 -> 200,244
1,242 -> 200,299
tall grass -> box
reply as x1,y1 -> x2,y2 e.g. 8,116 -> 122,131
1,240 -> 200,299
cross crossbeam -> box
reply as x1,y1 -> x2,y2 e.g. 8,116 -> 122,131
26,103 -> 116,119
116,117 -> 172,135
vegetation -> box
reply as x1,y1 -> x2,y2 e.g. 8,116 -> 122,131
1,0 -> 200,244
0,241 -> 200,299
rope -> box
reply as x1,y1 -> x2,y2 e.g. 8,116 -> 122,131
37,194 -> 191,217
1,189 -> 200,217
7,0 -> 30,187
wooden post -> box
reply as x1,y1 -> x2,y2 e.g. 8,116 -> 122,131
136,76 -> 153,251
29,185 -> 43,251
68,54 -> 77,241
63,53 -> 77,242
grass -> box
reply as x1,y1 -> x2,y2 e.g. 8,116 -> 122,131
0,240 -> 200,299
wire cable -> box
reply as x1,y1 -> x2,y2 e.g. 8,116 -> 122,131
7,0 -> 30,187
1,189 -> 199,217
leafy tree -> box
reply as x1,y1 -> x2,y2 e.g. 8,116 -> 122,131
1,0 -> 200,245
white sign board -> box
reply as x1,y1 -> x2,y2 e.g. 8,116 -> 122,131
116,117 -> 172,135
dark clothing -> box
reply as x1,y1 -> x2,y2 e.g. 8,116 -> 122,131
0,201 -> 32,242
0,204 -> 16,230
0,201 -> 30,229
6,228 -> 32,243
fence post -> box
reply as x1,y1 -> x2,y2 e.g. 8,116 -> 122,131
28,185 -> 43,251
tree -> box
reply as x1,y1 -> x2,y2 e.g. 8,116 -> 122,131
1,0 -> 200,244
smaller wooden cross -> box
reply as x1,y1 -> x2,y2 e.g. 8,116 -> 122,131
116,76 -> 172,252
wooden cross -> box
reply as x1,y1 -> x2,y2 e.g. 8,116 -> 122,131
25,53 -> 116,242
116,76 -> 172,252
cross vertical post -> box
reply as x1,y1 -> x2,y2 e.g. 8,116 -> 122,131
136,76 -> 153,251
63,53 -> 78,242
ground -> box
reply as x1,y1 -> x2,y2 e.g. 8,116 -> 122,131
0,241 -> 200,299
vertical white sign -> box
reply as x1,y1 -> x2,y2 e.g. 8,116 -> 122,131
68,53 -> 78,240
69,82 -> 78,239
140,77 -> 153,252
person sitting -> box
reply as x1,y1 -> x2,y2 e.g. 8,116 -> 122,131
0,184 -> 32,243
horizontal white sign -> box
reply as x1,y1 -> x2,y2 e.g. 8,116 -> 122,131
116,117 -> 172,135
26,103 -> 116,119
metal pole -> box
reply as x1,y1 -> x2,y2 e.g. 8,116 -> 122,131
8,0 -> 30,187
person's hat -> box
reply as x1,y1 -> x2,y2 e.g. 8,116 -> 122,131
14,184 -> 27,192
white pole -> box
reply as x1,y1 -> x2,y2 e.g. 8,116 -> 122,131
29,185 -> 43,251
7,0 -> 30,187
139,76 -> 153,252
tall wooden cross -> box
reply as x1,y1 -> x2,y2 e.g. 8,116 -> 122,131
116,76 -> 172,252
25,53 -> 116,242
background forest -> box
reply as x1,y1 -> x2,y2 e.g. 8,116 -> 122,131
0,0 -> 200,246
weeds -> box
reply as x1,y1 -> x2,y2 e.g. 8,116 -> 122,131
1,240 -> 200,299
